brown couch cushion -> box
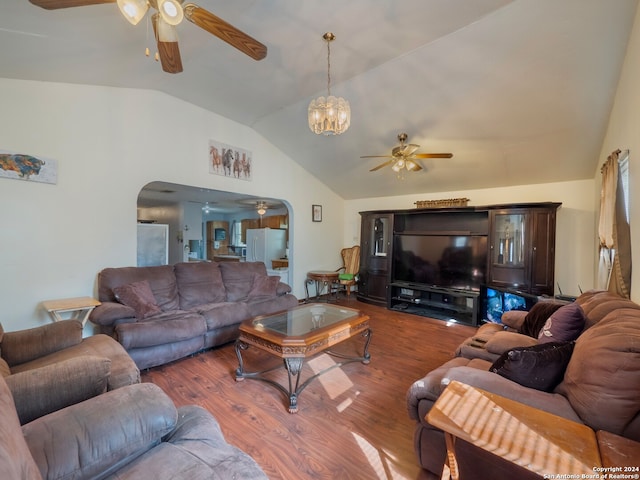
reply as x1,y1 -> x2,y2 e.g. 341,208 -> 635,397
219,262 -> 268,302
537,303 -> 585,344
174,262 -> 226,310
6,356 -> 111,424
0,376 -> 42,480
489,341 -> 574,392
115,313 -> 207,349
113,280 -> 162,319
555,307 -> 640,437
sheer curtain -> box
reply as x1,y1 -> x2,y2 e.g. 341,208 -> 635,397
598,149 -> 632,297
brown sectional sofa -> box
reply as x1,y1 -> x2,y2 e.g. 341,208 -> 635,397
0,374 -> 268,480
407,290 -> 640,478
90,261 -> 298,369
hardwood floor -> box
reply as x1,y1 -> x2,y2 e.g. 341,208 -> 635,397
141,297 -> 477,480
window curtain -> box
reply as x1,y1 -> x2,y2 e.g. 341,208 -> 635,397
597,149 -> 632,298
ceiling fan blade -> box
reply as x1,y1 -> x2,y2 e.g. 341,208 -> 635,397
360,155 -> 393,159
413,153 -> 454,159
370,160 -> 394,172
403,144 -> 420,156
29,0 -> 114,8
183,3 -> 267,61
153,14 -> 183,74
406,161 -> 423,172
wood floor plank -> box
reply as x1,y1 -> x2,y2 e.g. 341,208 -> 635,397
142,297 -> 477,479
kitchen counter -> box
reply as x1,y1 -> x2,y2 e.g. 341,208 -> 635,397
213,255 -> 243,262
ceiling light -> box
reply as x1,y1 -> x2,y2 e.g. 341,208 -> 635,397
256,202 -> 267,216
308,32 -> 351,136
158,0 -> 184,26
117,0 -> 149,25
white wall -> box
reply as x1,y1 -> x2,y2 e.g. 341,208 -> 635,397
345,179 -> 596,298
0,79 -> 345,333
597,2 -> 640,302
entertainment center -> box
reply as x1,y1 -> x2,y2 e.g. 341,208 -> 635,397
357,202 -> 561,325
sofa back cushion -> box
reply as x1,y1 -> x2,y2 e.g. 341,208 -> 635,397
174,262 -> 226,310
555,307 -> 640,438
219,262 -> 268,302
575,290 -> 640,330
98,266 -> 180,311
0,376 -> 42,479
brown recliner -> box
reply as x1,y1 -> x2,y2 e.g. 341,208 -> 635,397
0,319 -> 139,424
0,374 -> 268,480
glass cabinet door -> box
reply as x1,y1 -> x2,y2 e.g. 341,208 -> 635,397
371,216 -> 390,256
491,213 -> 525,266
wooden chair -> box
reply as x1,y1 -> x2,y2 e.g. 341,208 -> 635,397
335,245 -> 360,298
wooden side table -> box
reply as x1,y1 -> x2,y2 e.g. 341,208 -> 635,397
304,270 -> 339,302
597,430 -> 640,469
41,297 -> 101,326
427,381 -> 601,480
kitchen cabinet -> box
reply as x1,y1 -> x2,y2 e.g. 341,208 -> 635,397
206,221 -> 229,259
357,212 -> 393,306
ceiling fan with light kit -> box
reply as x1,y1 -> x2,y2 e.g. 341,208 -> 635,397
362,133 -> 453,174
28,0 -> 267,74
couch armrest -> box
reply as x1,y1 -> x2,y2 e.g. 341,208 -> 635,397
6,356 -> 111,425
1,320 -> 83,367
23,383 -> 177,480
484,331 -> 538,355
89,301 -> 136,326
407,357 -> 472,422
276,282 -> 292,295
441,366 -> 583,423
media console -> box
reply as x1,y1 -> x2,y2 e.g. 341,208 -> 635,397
389,282 -> 480,326
358,203 -> 561,325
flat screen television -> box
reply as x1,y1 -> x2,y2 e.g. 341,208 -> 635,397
392,234 -> 487,291
480,285 -> 538,324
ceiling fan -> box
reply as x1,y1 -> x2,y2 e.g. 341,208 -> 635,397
28,0 -> 267,74
361,133 -> 453,173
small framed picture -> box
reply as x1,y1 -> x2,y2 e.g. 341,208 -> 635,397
312,204 -> 322,222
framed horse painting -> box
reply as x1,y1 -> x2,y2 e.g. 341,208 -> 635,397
209,140 -> 252,181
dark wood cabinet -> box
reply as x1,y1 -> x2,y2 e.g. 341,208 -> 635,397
487,205 -> 559,296
357,203 -> 561,319
357,212 -> 393,306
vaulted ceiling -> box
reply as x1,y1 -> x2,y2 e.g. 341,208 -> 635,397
2,0 -> 637,199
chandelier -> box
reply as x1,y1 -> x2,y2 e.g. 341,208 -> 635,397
308,32 -> 351,135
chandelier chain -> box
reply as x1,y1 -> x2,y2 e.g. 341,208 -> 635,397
326,40 -> 331,97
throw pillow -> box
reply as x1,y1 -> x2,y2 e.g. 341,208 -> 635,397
113,280 -> 162,319
538,303 -> 586,344
247,274 -> 280,299
489,341 -> 575,392
519,301 -> 564,338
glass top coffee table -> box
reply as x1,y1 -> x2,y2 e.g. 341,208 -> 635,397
235,303 -> 372,413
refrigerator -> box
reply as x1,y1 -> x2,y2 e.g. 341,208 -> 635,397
137,223 -> 169,267
246,228 -> 286,263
